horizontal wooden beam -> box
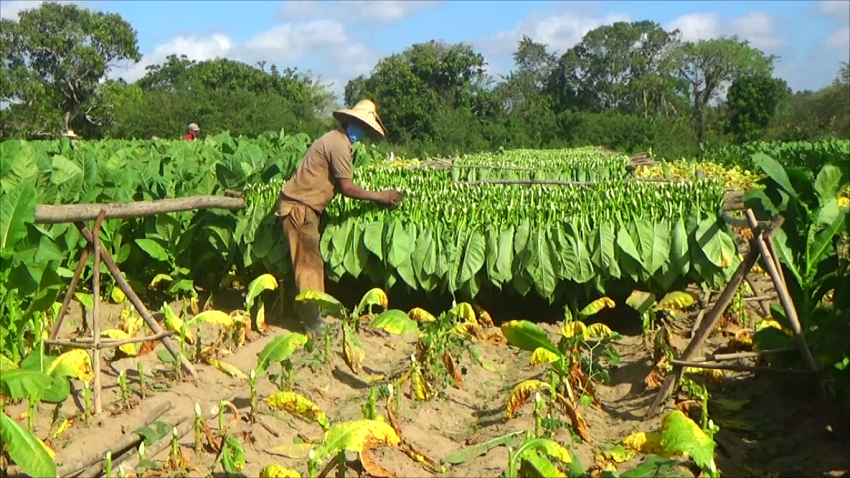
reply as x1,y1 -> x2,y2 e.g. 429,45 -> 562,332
34,195 -> 245,224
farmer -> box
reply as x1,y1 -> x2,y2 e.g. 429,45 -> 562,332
183,123 -> 200,141
63,130 -> 78,148
276,100 -> 402,335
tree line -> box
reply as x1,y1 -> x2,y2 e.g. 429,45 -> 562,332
1,3 -> 848,159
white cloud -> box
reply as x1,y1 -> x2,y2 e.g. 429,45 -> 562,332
826,26 -> 850,50
480,10 -> 631,57
665,12 -> 720,42
817,0 -> 850,18
0,0 -> 74,20
278,0 -> 442,22
111,34 -> 233,83
729,11 -> 782,49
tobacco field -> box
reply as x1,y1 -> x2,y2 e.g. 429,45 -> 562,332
1,132 -> 848,478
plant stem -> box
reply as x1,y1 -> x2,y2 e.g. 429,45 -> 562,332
137,361 -> 146,399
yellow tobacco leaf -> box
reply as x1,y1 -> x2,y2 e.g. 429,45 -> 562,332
358,288 -> 389,311
602,445 -> 635,463
260,465 -> 302,478
535,439 -> 572,464
411,364 -> 432,401
560,321 -> 587,339
622,431 -> 665,455
0,354 -> 18,373
255,304 -> 268,332
110,287 -> 126,304
48,349 -> 93,382
149,274 -> 172,288
122,315 -> 144,337
162,305 -> 195,345
319,419 -> 400,457
265,391 -> 331,431
191,310 -> 234,329
657,291 -> 699,311
36,436 -> 55,460
685,367 -> 724,384
449,321 -> 481,338
52,418 -> 74,439
585,323 -> 614,339
101,329 -> 137,356
580,297 -> 616,317
408,308 -> 436,323
506,380 -> 552,419
363,439 -> 398,478
729,330 -> 753,351
530,347 -> 560,365
472,304 -> 495,328
449,303 -> 478,325
205,357 -> 248,380
756,320 -> 793,336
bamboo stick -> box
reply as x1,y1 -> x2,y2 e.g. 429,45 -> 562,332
45,331 -> 174,350
672,359 -> 814,374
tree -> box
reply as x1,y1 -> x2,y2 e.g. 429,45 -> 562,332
548,21 -> 684,117
674,37 -> 775,143
725,73 -> 789,143
0,2 -> 140,136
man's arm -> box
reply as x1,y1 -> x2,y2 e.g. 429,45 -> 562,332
338,178 -> 401,205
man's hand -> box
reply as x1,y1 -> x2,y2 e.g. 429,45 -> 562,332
377,189 -> 403,207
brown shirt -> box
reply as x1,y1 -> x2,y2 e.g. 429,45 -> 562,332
281,128 -> 352,213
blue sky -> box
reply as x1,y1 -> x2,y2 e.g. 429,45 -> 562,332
2,0 -> 849,102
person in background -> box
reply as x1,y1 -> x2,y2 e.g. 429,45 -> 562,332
183,123 -> 200,141
275,100 -> 402,336
63,130 -> 78,149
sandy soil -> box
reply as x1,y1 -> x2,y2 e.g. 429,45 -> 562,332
4,271 -> 850,478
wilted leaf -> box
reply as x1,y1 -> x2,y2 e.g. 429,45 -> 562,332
530,348 -> 560,365
295,290 -> 345,318
556,394 -> 591,442
101,329 -> 137,356
265,391 -> 330,431
260,464 -> 301,478
411,364 -> 432,401
408,308 -> 436,323
602,444 -> 635,463
190,310 -> 234,328
623,431 -> 664,455
52,418 -> 74,439
110,287 -> 126,304
657,291 -> 699,312
585,323 -> 613,339
48,349 -> 93,382
472,304 -> 495,328
204,357 -> 248,380
443,352 -> 463,388
362,438 -> 397,478
448,303 -> 477,325
506,380 -> 552,419
371,310 -> 419,335
560,321 -> 587,339
256,304 -> 268,332
357,288 -> 389,315
149,274 -> 173,288
245,274 -> 278,311
314,419 -> 400,461
161,305 -> 195,345
343,323 -> 365,374
449,321 -> 481,338
684,367 -> 724,384
580,297 -> 615,317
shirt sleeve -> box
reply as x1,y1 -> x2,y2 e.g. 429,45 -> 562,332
328,137 -> 353,180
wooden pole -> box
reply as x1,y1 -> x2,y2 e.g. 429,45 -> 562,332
644,213 -> 784,419
91,211 -> 105,416
49,248 -> 90,341
45,331 -> 174,350
34,195 -> 245,225
744,210 -> 824,400
55,400 -> 173,478
671,360 -> 814,374
74,225 -> 197,380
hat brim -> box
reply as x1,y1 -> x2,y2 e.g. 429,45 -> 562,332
333,110 -> 386,140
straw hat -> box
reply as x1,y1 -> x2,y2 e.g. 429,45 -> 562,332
188,123 -> 200,132
63,130 -> 78,138
333,100 -> 386,139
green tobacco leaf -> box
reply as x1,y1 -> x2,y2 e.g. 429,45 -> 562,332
458,230 -> 486,285
0,412 -> 57,478
257,333 -> 308,374
134,238 -> 169,262
660,410 -> 716,472
670,217 -> 690,275
753,153 -> 797,197
442,431 -> 523,465
74,292 -> 94,311
0,369 -> 52,400
245,273 -> 278,310
620,456 -> 688,478
363,221 -> 384,260
501,320 -> 558,354
695,219 -> 726,268
814,162 -> 848,205
626,290 -> 656,314
371,309 -> 419,335
0,182 -> 37,250
50,156 -> 83,186
295,290 -> 345,318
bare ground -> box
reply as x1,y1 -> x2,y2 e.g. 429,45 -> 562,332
5,277 -> 850,478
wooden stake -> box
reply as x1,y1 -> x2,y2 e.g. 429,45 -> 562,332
744,210 -> 825,401
49,248 -> 90,341
671,359 -> 814,374
91,210 -> 105,416
45,331 -> 174,350
74,225 -> 197,380
644,213 -> 784,419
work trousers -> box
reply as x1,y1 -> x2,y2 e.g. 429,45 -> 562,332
276,198 -> 324,331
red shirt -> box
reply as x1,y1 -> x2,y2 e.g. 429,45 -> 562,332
183,133 -> 195,141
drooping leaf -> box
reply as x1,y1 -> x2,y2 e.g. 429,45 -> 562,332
264,391 -> 330,431
579,297 -> 615,317
356,288 -> 389,315
660,410 -> 716,473
189,310 -> 234,329
585,323 -> 614,339
245,273 -> 278,310
506,380 -> 552,419
204,357 -> 249,380
626,290 -> 656,314
448,302 -> 478,325
257,333 -> 308,374
657,291 -> 699,312
314,419 -> 400,461
47,349 -> 93,382
101,329 -> 138,356
408,308 -> 437,323
530,347 -> 560,365
295,290 -> 345,318
501,320 -> 558,354
371,310 -> 419,335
